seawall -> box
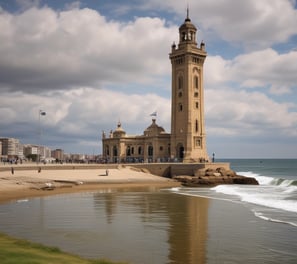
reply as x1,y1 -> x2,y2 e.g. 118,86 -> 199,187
129,162 -> 230,177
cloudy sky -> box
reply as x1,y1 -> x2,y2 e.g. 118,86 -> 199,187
0,0 -> 297,158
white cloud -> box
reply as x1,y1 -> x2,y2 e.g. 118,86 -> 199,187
0,88 -> 171,147
205,49 -> 297,94
1,2 -> 297,157
205,89 -> 297,136
0,6 -> 176,92
146,0 -> 297,49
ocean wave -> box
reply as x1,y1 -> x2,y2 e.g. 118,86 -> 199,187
253,211 -> 297,227
212,185 -> 297,213
238,171 -> 297,188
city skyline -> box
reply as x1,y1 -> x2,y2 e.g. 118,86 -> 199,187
0,0 -> 297,158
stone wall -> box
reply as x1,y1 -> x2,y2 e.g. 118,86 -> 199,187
130,162 -> 230,178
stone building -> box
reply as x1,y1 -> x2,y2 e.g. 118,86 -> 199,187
102,12 -> 209,163
102,120 -> 170,163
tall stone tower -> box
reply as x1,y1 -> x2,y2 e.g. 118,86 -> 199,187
169,11 -> 209,162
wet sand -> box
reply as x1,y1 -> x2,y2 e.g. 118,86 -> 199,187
0,164 -> 181,203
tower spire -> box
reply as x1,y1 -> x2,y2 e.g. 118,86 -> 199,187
185,4 -> 191,22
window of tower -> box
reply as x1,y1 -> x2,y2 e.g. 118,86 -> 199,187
195,102 -> 199,109
194,92 -> 199,97
195,119 -> 199,132
178,91 -> 183,98
181,32 -> 184,40
196,139 -> 201,147
178,103 -> 183,112
194,76 -> 199,89
178,76 -> 183,89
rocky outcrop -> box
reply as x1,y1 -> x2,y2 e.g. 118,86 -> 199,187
173,167 -> 259,186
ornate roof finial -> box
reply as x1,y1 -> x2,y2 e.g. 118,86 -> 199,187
185,4 -> 191,22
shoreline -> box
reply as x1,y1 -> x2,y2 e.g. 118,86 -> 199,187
0,165 -> 181,204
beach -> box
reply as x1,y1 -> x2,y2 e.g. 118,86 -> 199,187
0,164 -> 181,204
0,160 -> 297,263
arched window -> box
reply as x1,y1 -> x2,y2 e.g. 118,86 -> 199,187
127,146 -> 131,156
138,146 -> 142,155
178,145 -> 184,159
178,76 -> 183,89
178,103 -> 183,112
148,146 -> 153,157
195,102 -> 199,109
194,76 -> 199,89
113,146 -> 117,157
105,145 -> 109,156
195,120 -> 199,132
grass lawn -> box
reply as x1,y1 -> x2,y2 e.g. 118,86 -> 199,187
0,233 -> 127,264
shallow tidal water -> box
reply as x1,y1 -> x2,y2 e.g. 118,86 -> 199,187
0,186 -> 297,264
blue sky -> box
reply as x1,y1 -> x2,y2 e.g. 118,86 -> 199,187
0,0 -> 297,158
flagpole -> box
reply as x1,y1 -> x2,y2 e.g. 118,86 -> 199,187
38,110 -> 46,163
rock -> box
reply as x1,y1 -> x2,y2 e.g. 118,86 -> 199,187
194,168 -> 207,177
205,168 -> 215,176
226,170 -> 236,177
216,167 -> 227,176
233,176 -> 259,185
173,166 -> 259,187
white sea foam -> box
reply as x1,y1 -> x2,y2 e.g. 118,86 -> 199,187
212,184 -> 297,213
16,199 -> 29,203
253,211 -> 297,227
170,187 -> 181,192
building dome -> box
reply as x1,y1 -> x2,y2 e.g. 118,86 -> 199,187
178,8 -> 197,44
144,119 -> 165,137
179,16 -> 197,31
113,121 -> 126,138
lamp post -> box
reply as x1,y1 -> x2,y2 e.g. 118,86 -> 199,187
38,110 -> 46,163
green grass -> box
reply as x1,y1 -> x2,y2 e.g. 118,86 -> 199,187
0,233 -> 128,264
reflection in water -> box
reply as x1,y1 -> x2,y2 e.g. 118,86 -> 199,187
0,188 -> 209,264
167,196 -> 208,264
93,188 -> 209,264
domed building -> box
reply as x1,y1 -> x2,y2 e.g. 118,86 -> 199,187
102,11 -> 209,163
102,119 -> 170,163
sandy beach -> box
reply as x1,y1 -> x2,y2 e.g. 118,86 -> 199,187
0,164 -> 181,203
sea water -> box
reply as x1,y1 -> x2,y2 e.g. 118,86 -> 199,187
172,159 -> 297,226
218,159 -> 297,226
0,159 -> 296,263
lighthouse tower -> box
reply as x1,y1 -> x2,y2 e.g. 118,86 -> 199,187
169,10 -> 209,162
